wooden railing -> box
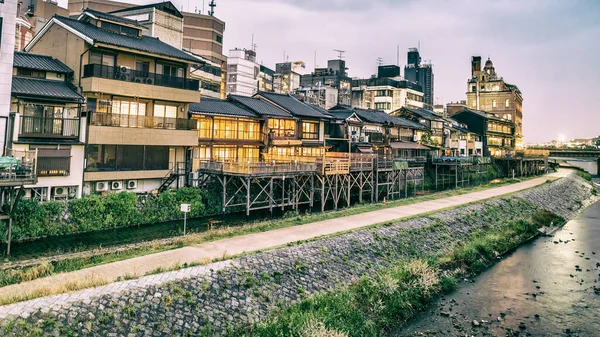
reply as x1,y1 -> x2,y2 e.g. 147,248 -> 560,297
197,160 -> 317,175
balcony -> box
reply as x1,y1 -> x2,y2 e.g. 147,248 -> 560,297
81,65 -> 201,103
91,113 -> 196,130
83,64 -> 200,90
19,116 -> 80,139
0,149 -> 37,186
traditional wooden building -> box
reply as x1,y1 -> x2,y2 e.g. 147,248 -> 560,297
452,108 -> 515,157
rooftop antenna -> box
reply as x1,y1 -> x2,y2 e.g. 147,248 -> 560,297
376,57 -> 384,67
334,49 -> 346,60
208,0 -> 216,16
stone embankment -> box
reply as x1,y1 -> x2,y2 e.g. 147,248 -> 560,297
0,175 -> 595,336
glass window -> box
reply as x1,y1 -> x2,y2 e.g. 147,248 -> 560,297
268,118 -> 296,137
302,122 -> 319,140
17,68 -> 46,78
505,99 -> 510,108
144,146 -> 169,170
492,100 -> 497,108
116,145 -> 144,171
197,117 -> 212,139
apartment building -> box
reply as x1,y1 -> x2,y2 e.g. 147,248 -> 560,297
226,48 -> 259,97
452,108 -> 515,157
294,85 -> 338,110
24,9 -> 201,194
257,65 -> 274,92
274,61 -> 307,94
352,65 -> 424,114
7,52 -> 84,200
300,59 -> 352,106
393,107 -> 446,148
189,55 -> 222,99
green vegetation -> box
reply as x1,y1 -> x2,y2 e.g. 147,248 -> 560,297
574,169 -> 592,182
0,176 -> 539,290
228,210 -> 562,337
1,188 -> 205,242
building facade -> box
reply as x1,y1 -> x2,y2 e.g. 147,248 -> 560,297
226,48 -> 259,97
466,56 -> 523,149
294,86 -> 338,110
352,66 -> 424,114
258,65 -> 274,92
299,59 -> 351,106
274,61 -> 307,94
0,0 -> 18,153
404,48 -> 434,110
446,100 -> 467,117
452,108 -> 515,157
8,52 -> 85,200
25,9 -> 201,194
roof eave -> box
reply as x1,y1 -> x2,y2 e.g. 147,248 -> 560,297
25,17 -> 95,52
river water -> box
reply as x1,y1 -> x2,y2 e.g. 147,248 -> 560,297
393,201 -> 600,337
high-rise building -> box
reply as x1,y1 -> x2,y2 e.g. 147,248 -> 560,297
300,59 -> 351,106
226,48 -> 259,97
404,48 -> 434,109
0,0 -> 18,153
466,56 -> 524,148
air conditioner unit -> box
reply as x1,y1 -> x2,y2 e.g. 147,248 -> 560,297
53,186 -> 68,197
96,181 -> 109,191
111,181 -> 123,190
126,180 -> 137,189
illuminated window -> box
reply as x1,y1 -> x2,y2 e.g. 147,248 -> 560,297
505,99 -> 510,108
492,100 -> 497,108
197,117 -> 213,139
302,122 -> 319,140
268,119 -> 296,137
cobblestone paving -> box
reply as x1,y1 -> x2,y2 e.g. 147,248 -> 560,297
0,175 -> 593,336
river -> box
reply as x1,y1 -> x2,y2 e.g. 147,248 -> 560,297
393,201 -> 600,337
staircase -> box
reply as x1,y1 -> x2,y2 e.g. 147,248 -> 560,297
158,162 -> 186,192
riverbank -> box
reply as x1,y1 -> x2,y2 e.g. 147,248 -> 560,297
0,172 -> 593,336
394,198 -> 600,337
0,173 -> 561,303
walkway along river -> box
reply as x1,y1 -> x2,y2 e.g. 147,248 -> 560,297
394,200 -> 600,337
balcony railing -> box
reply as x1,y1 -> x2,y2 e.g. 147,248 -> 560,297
0,149 -> 37,185
37,156 -> 70,176
197,160 -> 317,175
83,64 -> 200,91
90,113 -> 197,130
19,116 -> 80,139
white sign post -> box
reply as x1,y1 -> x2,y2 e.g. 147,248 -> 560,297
180,203 -> 191,236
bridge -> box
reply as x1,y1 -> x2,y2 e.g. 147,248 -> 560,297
527,148 -> 600,175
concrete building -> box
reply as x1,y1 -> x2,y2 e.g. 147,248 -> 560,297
453,108 -> 516,157
226,48 -> 259,97
300,59 -> 351,106
25,9 -> 201,194
352,65 -> 424,114
110,2 -> 184,49
404,48 -> 434,109
15,0 -> 69,51
7,52 -> 85,200
467,56 -> 523,149
274,61 -> 307,94
0,0 -> 18,153
294,85 -> 338,110
189,54 -> 222,99
257,64 -> 274,92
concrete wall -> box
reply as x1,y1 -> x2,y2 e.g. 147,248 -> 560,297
0,0 -> 18,154
87,125 -> 197,146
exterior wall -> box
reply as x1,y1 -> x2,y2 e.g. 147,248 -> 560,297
87,125 -> 198,146
27,23 -> 88,85
226,49 -> 258,97
181,12 -> 225,64
0,0 -> 18,154
15,143 -> 85,199
115,8 -> 183,50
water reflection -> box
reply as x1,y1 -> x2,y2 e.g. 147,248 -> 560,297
393,201 -> 600,336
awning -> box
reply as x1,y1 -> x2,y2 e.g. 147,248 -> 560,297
390,141 -> 431,150
356,146 -> 373,153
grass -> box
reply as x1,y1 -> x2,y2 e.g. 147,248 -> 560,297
227,210 -> 563,337
0,175 -> 540,292
0,276 -> 109,306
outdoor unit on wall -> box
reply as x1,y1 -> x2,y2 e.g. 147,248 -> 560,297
96,181 -> 109,192
111,181 -> 123,190
126,180 -> 137,190
53,186 -> 68,197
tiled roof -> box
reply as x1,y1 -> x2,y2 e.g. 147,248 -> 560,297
401,107 -> 445,121
82,8 -> 145,27
13,52 -> 73,73
258,92 -> 331,119
12,78 -> 83,101
329,106 -> 424,129
52,16 -> 201,63
229,95 -> 293,118
110,2 -> 183,19
189,98 -> 258,118
458,108 -> 507,122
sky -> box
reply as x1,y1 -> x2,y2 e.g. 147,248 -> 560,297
58,0 -> 600,143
